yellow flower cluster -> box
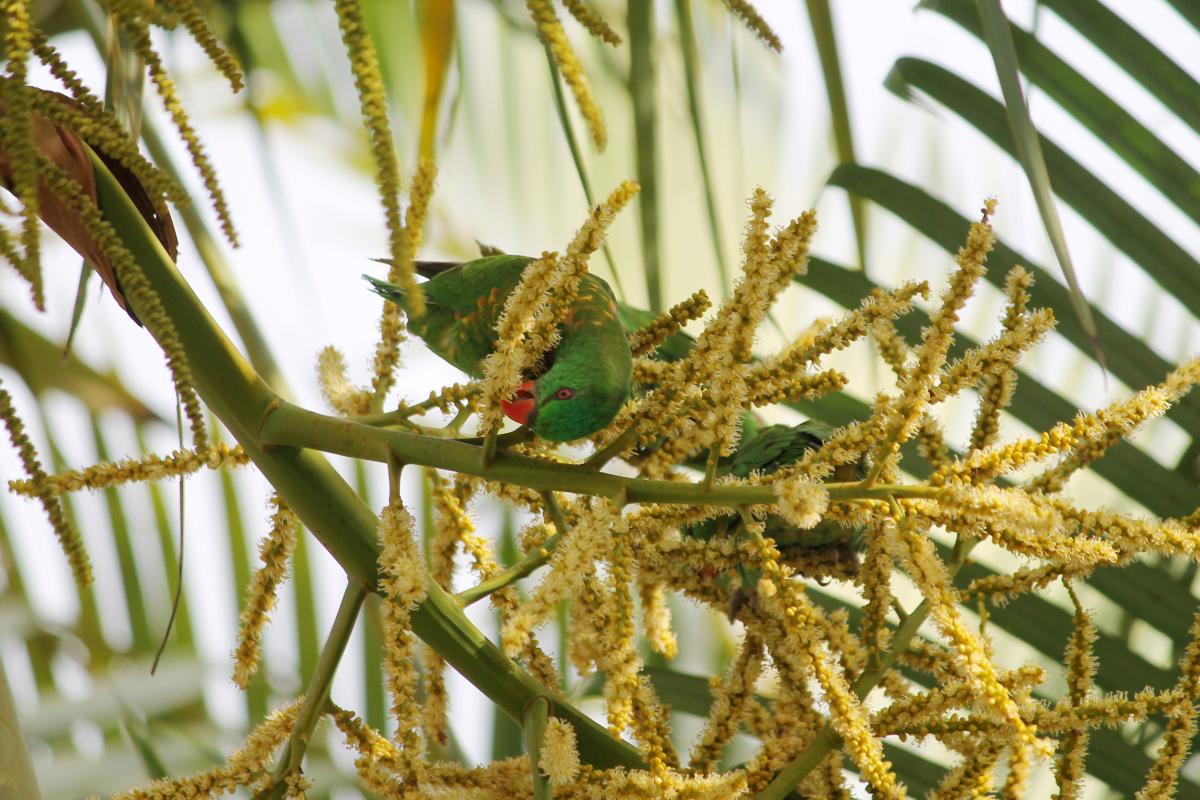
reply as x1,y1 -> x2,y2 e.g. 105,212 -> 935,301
412,381 -> 479,415
1138,606 -> 1200,799
166,0 -> 245,91
0,377 -> 89,587
857,519 -> 895,654
627,289 -> 711,356
317,345 -> 371,416
601,532 -> 638,736
689,633 -> 764,772
422,472 -> 482,746
107,0 -> 240,244
758,280 -> 928,379
928,307 -> 1054,403
112,699 -> 302,799
540,717 -> 581,785
609,193 -> 826,476
6,442 -> 249,497
3,0 -> 46,309
30,138 -> 1200,798
232,495 -> 300,689
774,475 -> 830,529
884,516 -> 1049,757
1052,585 -> 1097,799
376,498 -> 428,785
502,498 -> 618,655
743,518 -> 905,796
867,202 -> 996,483
370,160 -> 438,403
379,500 -> 426,609
748,367 -> 848,408
972,267 -> 1035,449
916,484 -> 1117,567
562,0 -> 622,46
335,0 -> 415,326
722,0 -> 783,52
638,575 -> 677,658
560,765 -> 749,799
527,0 -> 607,149
937,356 -> 1199,486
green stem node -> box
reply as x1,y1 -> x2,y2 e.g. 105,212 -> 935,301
524,695 -> 553,800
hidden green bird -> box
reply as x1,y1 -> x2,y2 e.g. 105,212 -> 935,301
366,255 -> 633,442
683,421 -> 866,609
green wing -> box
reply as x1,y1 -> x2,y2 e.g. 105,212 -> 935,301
366,255 -> 535,376
369,255 -> 632,382
684,421 -> 858,550
419,255 -> 533,312
728,421 -> 832,478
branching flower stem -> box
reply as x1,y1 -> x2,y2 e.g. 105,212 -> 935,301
458,491 -> 569,608
703,445 -> 721,490
458,531 -> 564,608
542,491 -> 570,534
582,425 -> 641,469
257,403 -> 941,509
260,581 -> 367,799
354,385 -> 481,427
757,532 -> 981,800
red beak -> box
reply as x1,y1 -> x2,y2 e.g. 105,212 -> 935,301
500,380 -> 536,425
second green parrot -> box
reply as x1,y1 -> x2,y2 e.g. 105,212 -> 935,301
366,255 -> 632,442
684,421 -> 865,608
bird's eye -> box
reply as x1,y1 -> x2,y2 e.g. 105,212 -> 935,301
555,387 -> 576,400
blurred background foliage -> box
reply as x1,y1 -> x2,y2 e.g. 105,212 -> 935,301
2,0 -> 1200,796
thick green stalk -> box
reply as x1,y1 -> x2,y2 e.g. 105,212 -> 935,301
89,148 -> 642,771
258,405 -> 939,508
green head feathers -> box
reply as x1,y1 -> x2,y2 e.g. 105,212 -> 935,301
525,336 -> 631,442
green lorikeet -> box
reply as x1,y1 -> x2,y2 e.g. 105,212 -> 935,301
684,421 -> 865,611
366,255 -> 633,442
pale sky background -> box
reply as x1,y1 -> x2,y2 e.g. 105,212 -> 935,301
2,1 -> 1200,796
